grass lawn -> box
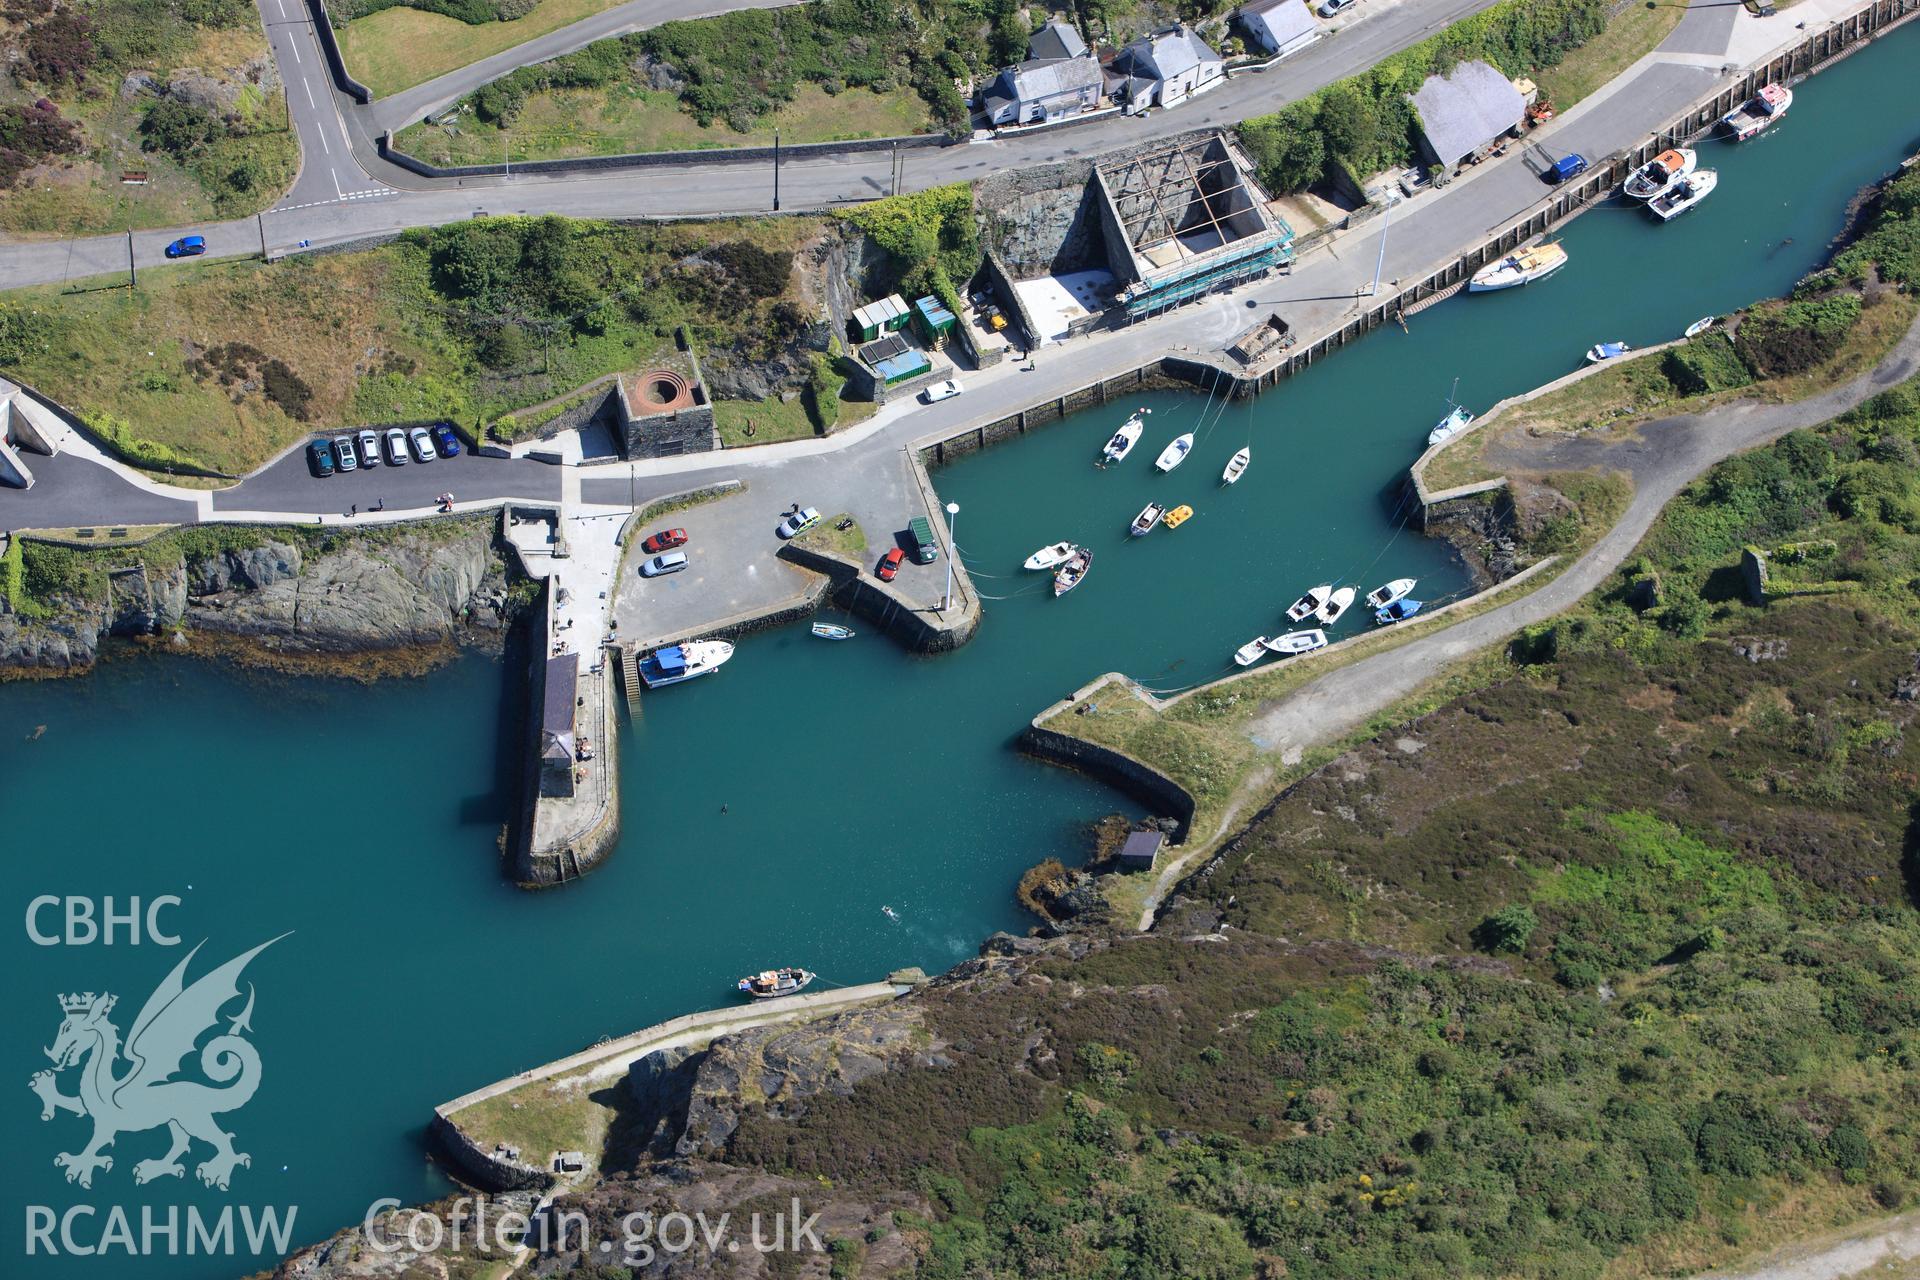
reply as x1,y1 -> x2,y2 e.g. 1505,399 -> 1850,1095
794,513 -> 867,559
340,0 -> 628,98
713,392 -> 874,448
451,1077 -> 612,1171
1533,0 -> 1687,109
397,82 -> 933,166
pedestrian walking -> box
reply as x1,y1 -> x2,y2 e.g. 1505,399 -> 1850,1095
350,503 -> 357,517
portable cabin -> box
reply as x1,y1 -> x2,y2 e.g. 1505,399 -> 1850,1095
913,295 -> 957,344
852,294 -> 910,342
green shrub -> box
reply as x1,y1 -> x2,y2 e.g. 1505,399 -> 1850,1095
1661,332 -> 1753,396
803,353 -> 844,432
1734,294 -> 1862,378
1476,903 -> 1538,953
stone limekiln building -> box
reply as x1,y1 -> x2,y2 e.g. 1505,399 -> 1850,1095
1092,134 -> 1294,319
616,347 -> 716,460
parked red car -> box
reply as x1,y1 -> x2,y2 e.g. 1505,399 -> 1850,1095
642,528 -> 689,554
877,548 -> 905,581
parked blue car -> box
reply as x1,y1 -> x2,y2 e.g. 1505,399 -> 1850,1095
165,235 -> 206,258
306,439 -> 335,477
1547,154 -> 1589,184
430,423 -> 463,458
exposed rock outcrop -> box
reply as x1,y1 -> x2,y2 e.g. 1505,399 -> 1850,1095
0,521 -> 514,677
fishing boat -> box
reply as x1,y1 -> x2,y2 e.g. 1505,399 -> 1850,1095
1023,541 -> 1077,571
1100,414 -> 1145,465
1154,432 -> 1194,472
1469,241 -> 1568,292
1684,315 -> 1717,339
1723,83 -> 1790,141
1163,505 -> 1193,530
1317,586 -> 1357,626
1232,636 -> 1272,667
810,622 -> 855,641
1622,147 -> 1696,200
1366,578 -> 1417,609
1222,447 -> 1250,485
638,639 -> 735,688
737,967 -> 814,999
1375,598 -> 1424,625
1054,547 -> 1092,596
1263,629 -> 1328,656
1648,169 -> 1717,222
1586,340 -> 1631,363
1129,503 -> 1165,537
1286,584 -> 1332,623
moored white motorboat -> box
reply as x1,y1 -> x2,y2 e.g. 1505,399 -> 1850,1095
1129,503 -> 1165,536
1100,414 -> 1146,465
1024,541 -> 1077,571
1586,341 -> 1630,363
1469,241 -> 1568,292
1428,404 -> 1475,448
1222,447 -> 1250,484
1154,432 -> 1194,472
1263,629 -> 1328,656
1054,547 -> 1092,596
1723,83 -> 1790,141
1316,586 -> 1357,626
1233,636 -> 1272,667
1647,168 -> 1717,222
1622,147 -> 1696,200
810,622 -> 855,640
738,967 -> 814,999
639,639 -> 735,688
1286,584 -> 1332,623
1366,578 -> 1417,610
1684,315 -> 1717,339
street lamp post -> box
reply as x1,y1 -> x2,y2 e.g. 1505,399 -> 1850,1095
772,129 -> 781,211
942,502 -> 960,611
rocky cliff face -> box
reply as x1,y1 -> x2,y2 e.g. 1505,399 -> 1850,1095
0,521 -> 513,677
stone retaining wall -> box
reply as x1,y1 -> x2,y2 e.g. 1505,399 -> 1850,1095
1019,692 -> 1195,843
380,129 -> 947,182
308,0 -> 372,105
776,543 -> 981,652
428,1110 -> 554,1193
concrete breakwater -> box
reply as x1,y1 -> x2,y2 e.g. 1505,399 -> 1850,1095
433,980 -> 909,1192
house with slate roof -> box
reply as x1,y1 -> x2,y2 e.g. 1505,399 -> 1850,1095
1408,59 -> 1527,170
1109,24 -> 1225,111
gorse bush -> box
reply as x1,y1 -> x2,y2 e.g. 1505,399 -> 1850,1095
1661,332 -> 1752,395
1735,294 -> 1863,378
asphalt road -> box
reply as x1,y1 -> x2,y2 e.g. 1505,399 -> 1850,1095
0,0 -> 1510,290
210,439 -> 562,515
0,448 -> 201,528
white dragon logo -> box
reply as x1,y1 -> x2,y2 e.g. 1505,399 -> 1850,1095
28,936 -> 284,1191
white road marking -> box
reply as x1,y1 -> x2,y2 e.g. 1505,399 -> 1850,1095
319,126 -> 330,154
303,80 -> 315,109
289,39 -> 300,64
275,0 -> 286,15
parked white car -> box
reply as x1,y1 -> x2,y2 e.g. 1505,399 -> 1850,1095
922,379 -> 964,404
408,426 -> 436,463
1318,0 -> 1354,14
383,428 -> 409,465
332,437 -> 359,472
777,507 -> 822,539
640,551 -> 689,578
357,429 -> 381,466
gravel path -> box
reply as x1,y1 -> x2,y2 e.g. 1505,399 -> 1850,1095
1241,312 -> 1920,757
1695,1210 -> 1920,1280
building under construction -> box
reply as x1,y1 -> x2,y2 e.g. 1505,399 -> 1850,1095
1092,134 -> 1293,319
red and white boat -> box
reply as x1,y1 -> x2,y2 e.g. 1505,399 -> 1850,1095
1723,83 -> 1790,141
1622,148 -> 1695,200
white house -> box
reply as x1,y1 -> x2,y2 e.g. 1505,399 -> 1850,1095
979,57 -> 1107,126
1239,0 -> 1322,58
1110,25 -> 1226,111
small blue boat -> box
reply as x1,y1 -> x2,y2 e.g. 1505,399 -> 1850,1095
1585,340 -> 1630,363
1375,598 -> 1424,625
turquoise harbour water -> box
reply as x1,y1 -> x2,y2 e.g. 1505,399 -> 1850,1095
2,24 -> 1917,1276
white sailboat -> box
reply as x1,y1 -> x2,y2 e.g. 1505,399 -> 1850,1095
1286,584 -> 1332,623
1023,541 -> 1077,571
1469,241 -> 1568,292
1233,637 -> 1272,667
1154,432 -> 1194,472
1316,586 -> 1357,626
1222,447 -> 1250,485
1427,379 -> 1475,447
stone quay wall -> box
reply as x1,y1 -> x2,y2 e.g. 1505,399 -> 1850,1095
776,543 -> 981,652
1020,678 -> 1197,844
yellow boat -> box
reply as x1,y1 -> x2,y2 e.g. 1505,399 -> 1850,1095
1163,505 -> 1194,529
